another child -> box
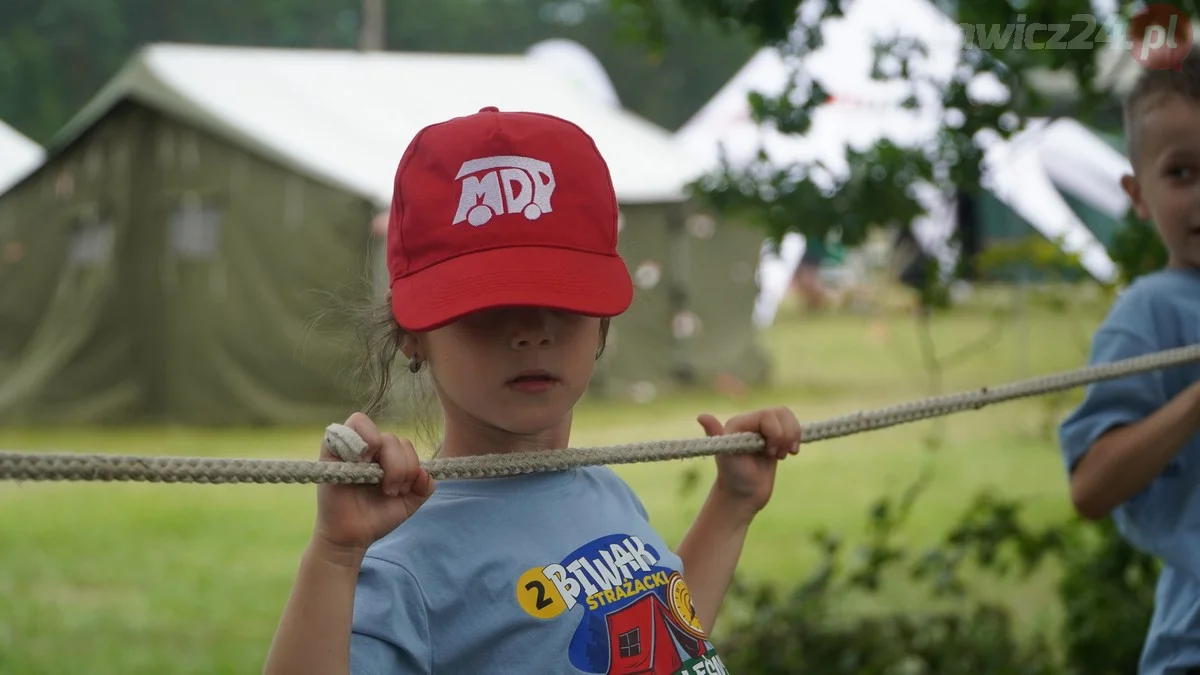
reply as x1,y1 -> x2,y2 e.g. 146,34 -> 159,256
263,106 -> 802,674
1058,51 -> 1200,675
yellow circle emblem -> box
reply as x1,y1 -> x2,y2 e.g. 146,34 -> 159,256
666,573 -> 707,640
516,567 -> 567,620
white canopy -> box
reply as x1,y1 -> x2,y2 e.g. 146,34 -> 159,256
525,39 -> 622,109
1035,117 -> 1131,219
0,119 -> 43,194
981,119 -> 1121,283
675,0 -> 1124,326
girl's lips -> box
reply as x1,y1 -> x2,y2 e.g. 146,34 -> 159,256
507,376 -> 558,393
506,370 -> 559,392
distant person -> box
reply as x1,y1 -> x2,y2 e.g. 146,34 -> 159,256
263,107 -> 803,674
894,228 -> 934,292
1057,52 -> 1200,675
890,226 -> 942,316
792,238 -> 829,311
794,236 -> 850,311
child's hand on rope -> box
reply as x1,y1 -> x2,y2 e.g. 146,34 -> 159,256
697,406 -> 801,516
312,412 -> 435,564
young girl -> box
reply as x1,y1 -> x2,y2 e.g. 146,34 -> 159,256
263,106 -> 802,675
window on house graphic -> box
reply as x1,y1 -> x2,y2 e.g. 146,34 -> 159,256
618,627 -> 641,658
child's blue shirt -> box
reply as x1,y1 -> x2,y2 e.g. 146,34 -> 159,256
1059,269 -> 1200,675
348,464 -> 730,674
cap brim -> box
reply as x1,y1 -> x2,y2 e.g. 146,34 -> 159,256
391,246 -> 634,332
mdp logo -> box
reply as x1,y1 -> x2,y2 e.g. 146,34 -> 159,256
1128,3 -> 1192,71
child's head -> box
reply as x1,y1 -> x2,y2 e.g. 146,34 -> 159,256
365,106 -> 632,440
1120,49 -> 1200,269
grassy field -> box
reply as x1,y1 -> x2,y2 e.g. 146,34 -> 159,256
0,286 -> 1111,674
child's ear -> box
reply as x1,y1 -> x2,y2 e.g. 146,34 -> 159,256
1120,174 -> 1151,220
399,332 -> 419,360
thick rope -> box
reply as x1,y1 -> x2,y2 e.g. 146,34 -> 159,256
2,343 -> 1199,485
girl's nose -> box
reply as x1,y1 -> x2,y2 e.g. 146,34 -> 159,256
509,307 -> 555,348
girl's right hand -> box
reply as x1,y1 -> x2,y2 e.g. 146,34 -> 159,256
311,412 -> 435,562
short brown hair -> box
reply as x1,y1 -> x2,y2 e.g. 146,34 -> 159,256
1122,49 -> 1200,168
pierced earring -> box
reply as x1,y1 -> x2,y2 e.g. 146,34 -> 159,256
408,358 -> 421,374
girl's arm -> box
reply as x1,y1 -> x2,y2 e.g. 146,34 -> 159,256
675,483 -> 758,633
264,415 -> 434,674
263,540 -> 365,675
677,407 -> 802,633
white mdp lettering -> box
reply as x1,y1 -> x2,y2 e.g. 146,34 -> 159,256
452,155 -> 555,227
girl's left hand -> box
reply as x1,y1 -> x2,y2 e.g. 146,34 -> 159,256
697,406 -> 802,515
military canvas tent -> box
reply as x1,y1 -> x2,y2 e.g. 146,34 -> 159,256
523,38 -> 771,398
674,0 -> 1125,313
0,119 -> 46,391
0,117 -> 43,343
0,42 -> 766,425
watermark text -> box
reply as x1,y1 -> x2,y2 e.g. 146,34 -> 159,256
957,4 -> 1190,69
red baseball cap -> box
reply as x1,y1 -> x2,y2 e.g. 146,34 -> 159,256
385,106 -> 634,332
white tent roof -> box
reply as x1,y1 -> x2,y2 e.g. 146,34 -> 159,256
676,0 -> 1123,322
675,0 -> 992,328
50,43 -> 699,208
980,119 -> 1119,283
526,39 -> 622,109
0,119 -> 44,194
675,0 -> 1001,175
1034,117 -> 1131,219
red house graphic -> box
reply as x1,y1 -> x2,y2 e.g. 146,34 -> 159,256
604,594 -> 708,674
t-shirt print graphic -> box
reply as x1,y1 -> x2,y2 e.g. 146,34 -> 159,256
516,533 -> 731,674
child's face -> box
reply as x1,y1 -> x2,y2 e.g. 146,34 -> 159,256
416,307 -> 603,439
1122,95 -> 1200,269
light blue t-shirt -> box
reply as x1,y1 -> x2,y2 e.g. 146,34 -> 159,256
1059,268 -> 1200,675
349,465 -> 731,674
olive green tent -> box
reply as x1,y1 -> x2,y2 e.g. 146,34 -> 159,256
0,101 -> 375,425
0,43 -> 768,425
590,205 -> 770,402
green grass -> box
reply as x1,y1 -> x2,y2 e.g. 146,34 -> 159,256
0,285 -> 1110,674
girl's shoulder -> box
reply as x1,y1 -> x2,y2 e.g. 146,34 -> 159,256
576,465 -> 649,518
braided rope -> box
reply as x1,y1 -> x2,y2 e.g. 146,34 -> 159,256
2,343 -> 1199,485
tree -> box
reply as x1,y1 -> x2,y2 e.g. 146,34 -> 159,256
0,0 -> 756,144
611,2 -> 1180,671
614,0 -> 1183,296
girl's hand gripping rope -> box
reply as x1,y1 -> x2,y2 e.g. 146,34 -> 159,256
313,413 -> 435,562
698,406 -> 802,517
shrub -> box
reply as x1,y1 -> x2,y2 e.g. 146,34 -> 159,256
714,473 -> 1156,674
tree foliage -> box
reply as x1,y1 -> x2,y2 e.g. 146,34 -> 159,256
617,0 -> 1187,292
0,0 -> 757,142
610,2 -> 1184,670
